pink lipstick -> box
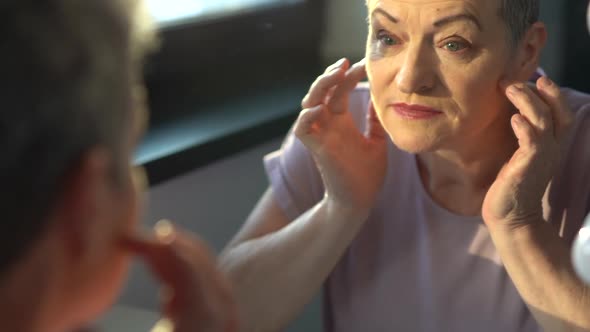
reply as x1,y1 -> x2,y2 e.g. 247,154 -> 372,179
391,103 -> 443,120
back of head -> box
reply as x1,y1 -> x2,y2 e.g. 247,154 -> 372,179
0,0 -> 155,275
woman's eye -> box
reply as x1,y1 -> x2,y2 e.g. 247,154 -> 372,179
377,32 -> 398,46
443,40 -> 469,52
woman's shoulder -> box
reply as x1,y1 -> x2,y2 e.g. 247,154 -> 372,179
563,87 -> 590,115
548,87 -> 590,244
346,82 -> 373,131
348,82 -> 371,121
352,81 -> 371,94
562,87 -> 590,146
349,81 -> 371,110
562,87 -> 590,151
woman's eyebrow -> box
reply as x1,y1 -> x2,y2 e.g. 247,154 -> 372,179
371,8 -> 399,24
370,8 -> 482,32
433,13 -> 483,31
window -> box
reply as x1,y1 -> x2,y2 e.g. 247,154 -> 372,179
147,0 -> 305,27
138,0 -> 327,184
144,0 -> 325,119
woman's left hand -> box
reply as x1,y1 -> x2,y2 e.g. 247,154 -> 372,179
482,77 -> 573,231
124,221 -> 239,332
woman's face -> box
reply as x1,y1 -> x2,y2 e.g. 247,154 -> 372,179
366,0 -> 525,154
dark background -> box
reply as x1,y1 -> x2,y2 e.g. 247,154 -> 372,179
562,0 -> 590,93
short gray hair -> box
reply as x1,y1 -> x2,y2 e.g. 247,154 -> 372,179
0,0 -> 156,274
499,0 -> 540,45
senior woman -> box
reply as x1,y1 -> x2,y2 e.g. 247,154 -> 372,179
220,0 -> 590,331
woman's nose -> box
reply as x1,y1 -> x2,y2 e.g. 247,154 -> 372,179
395,44 -> 436,94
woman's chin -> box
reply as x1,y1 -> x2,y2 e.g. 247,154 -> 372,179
387,131 -> 441,154
380,114 -> 449,154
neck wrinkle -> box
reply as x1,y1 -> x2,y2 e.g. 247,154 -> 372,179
419,106 -> 518,190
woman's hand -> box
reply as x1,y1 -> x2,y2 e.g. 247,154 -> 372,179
123,221 -> 238,332
482,77 -> 573,231
294,58 -> 388,212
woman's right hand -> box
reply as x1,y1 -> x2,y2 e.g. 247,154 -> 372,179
294,58 -> 388,212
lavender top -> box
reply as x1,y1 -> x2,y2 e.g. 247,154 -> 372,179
264,83 -> 590,332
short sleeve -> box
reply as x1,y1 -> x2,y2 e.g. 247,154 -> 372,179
263,82 -> 373,221
264,127 -> 325,221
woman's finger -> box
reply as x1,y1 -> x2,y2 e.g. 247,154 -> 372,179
301,59 -> 349,109
122,222 -> 238,332
169,232 -> 238,331
293,105 -> 325,147
511,113 -> 537,149
500,114 -> 540,181
328,59 -> 367,113
324,58 -> 347,74
536,76 -> 573,139
121,223 -> 186,287
505,82 -> 553,137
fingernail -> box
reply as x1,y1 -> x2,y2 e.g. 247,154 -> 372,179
154,219 -> 175,242
507,85 -> 522,96
512,116 -> 522,128
512,115 -> 527,129
334,58 -> 346,68
539,76 -> 554,88
329,58 -> 347,74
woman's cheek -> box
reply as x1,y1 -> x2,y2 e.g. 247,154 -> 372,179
442,57 -> 494,92
367,61 -> 392,106
366,41 -> 388,62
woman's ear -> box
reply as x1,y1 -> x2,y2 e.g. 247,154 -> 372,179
511,22 -> 548,81
53,148 -> 117,263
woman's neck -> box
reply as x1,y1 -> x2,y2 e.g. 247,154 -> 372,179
0,237 -> 70,332
0,262 -> 47,332
417,112 -> 518,216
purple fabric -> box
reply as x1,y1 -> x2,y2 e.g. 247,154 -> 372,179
264,83 -> 590,332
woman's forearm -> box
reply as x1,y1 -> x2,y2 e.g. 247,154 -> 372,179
489,221 -> 590,331
219,198 -> 369,332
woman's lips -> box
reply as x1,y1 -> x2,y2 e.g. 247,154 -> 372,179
391,103 -> 443,120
